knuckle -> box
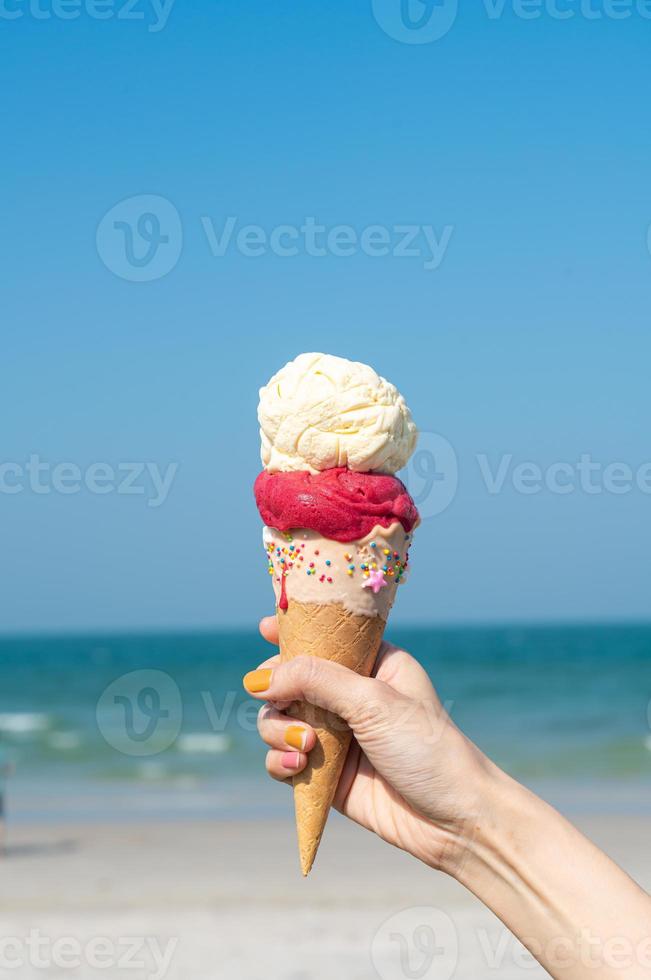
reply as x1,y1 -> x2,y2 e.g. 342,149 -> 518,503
288,654 -> 321,689
349,679 -> 394,731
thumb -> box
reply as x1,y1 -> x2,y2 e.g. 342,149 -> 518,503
243,655 -> 394,729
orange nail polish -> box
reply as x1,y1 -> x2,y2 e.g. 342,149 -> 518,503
285,725 -> 306,751
243,668 -> 273,693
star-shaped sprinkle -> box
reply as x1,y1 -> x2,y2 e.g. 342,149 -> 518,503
362,569 -> 388,594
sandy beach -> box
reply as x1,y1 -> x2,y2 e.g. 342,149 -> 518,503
1,808 -> 649,980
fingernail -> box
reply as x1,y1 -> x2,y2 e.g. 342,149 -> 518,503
281,751 -> 302,770
243,668 -> 273,693
285,725 -> 307,751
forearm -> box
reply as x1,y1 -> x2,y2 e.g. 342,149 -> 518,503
450,762 -> 651,979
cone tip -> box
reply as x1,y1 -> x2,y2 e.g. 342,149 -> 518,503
300,855 -> 314,877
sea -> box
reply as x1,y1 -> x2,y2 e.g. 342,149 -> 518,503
0,625 -> 650,824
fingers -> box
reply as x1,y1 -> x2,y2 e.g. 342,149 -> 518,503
243,655 -> 395,731
254,625 -> 436,706
373,643 -> 439,704
259,616 -> 279,646
257,704 -> 316,753
265,749 -> 308,782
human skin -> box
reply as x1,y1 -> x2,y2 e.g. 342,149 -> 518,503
244,616 -> 651,980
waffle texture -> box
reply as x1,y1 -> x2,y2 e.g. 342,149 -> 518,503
277,599 -> 387,875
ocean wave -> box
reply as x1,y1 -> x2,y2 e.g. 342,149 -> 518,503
47,732 -> 82,751
176,733 -> 231,754
137,761 -> 169,780
0,712 -> 51,735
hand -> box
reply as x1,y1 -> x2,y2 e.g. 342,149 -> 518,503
245,615 -> 494,873
246,618 -> 651,980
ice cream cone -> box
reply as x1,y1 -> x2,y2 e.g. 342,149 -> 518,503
277,599 -> 387,876
254,353 -> 420,876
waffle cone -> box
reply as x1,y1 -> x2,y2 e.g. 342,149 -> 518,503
277,599 -> 387,875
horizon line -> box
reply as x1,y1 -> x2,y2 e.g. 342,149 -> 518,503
1,616 -> 650,642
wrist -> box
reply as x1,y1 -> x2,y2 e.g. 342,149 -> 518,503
438,747 -> 516,881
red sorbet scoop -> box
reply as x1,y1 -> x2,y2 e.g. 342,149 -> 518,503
254,467 -> 419,543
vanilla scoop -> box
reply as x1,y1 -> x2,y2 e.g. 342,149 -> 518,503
258,352 -> 418,474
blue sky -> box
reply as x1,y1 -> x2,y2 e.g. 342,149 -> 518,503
2,2 -> 650,631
